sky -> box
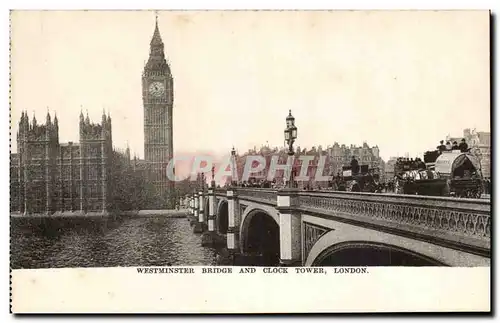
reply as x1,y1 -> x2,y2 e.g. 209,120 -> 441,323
10,10 -> 490,161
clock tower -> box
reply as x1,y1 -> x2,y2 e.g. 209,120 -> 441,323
142,16 -> 174,209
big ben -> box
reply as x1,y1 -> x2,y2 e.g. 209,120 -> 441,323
142,16 -> 174,209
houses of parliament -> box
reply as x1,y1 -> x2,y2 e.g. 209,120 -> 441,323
10,18 -> 175,214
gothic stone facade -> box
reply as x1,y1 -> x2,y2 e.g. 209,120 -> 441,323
141,19 -> 175,209
10,111 -> 113,214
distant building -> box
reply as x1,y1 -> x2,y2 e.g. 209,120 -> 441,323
384,157 -> 399,181
224,142 -> 387,188
326,142 -> 385,176
11,111 -> 120,214
226,145 -> 333,189
227,145 -> 279,186
11,18 -> 179,213
294,146 -> 332,189
446,128 -> 491,179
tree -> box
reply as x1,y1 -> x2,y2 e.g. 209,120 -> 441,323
110,152 -> 146,211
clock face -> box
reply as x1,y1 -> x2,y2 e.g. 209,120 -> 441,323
149,81 -> 165,97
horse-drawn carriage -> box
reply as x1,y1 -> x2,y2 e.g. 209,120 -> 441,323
331,165 -> 382,193
394,150 -> 483,198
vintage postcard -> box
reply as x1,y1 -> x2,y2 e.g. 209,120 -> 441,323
9,10 -> 490,313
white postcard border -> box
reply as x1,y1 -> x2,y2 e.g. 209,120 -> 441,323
11,267 -> 491,313
3,0 -> 499,319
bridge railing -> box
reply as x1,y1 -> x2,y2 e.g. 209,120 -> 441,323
236,188 -> 277,205
297,190 -> 490,250
214,187 -> 277,205
214,188 -> 227,197
212,188 -> 490,249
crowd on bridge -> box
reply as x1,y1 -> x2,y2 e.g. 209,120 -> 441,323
215,178 -> 490,196
209,147 -> 491,198
395,157 -> 426,171
222,178 -> 281,189
437,139 -> 469,153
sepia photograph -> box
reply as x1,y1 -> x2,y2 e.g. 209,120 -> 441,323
9,9 -> 491,313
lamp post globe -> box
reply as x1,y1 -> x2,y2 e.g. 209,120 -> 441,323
286,109 -> 295,128
284,128 -> 290,143
290,125 -> 297,141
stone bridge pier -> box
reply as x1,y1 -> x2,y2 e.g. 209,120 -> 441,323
200,180 -> 226,247
214,187 -> 298,266
276,189 -> 302,266
188,191 -> 198,227
193,189 -> 207,233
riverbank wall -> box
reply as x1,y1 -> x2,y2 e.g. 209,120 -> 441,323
10,209 -> 188,233
135,209 -> 188,218
10,208 -> 188,219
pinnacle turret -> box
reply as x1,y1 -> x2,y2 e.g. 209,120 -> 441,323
144,14 -> 170,75
151,14 -> 163,46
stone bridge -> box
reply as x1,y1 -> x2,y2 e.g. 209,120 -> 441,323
183,186 -> 490,267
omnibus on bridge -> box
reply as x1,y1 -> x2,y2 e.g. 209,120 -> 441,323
394,150 -> 483,198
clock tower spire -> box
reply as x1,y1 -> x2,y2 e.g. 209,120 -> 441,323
144,13 -> 170,75
142,13 -> 174,209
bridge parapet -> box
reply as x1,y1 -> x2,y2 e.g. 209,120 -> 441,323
210,188 -> 490,257
215,188 -> 227,197
215,188 -> 490,236
297,191 -> 490,255
236,188 -> 277,205
214,188 -> 277,205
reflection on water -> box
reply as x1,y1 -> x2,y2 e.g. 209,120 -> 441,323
11,217 -> 218,269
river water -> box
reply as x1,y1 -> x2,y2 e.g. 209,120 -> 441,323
11,216 -> 218,269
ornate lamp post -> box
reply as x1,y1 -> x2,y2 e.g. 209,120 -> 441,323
277,110 -> 301,266
230,146 -> 238,187
211,165 -> 216,188
284,110 -> 298,188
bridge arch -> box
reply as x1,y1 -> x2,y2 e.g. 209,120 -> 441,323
312,241 -> 445,266
239,206 -> 280,266
305,230 -> 448,266
216,199 -> 228,234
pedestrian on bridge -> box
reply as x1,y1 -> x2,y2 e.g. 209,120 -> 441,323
351,156 -> 359,175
